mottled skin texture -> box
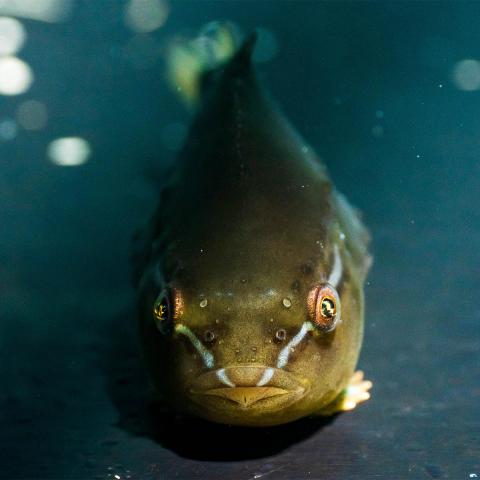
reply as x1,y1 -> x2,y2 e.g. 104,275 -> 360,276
133,42 -> 371,426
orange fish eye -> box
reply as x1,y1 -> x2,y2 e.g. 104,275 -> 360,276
153,298 -> 168,322
153,289 -> 173,334
153,287 -> 184,334
307,284 -> 341,331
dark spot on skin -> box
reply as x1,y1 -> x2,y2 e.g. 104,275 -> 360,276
291,280 -> 300,291
275,329 -> 287,342
204,330 -> 215,343
301,263 -> 314,275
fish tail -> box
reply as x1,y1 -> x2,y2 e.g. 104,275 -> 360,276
166,21 -> 252,107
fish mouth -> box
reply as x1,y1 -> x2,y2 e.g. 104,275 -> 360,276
188,366 -> 308,410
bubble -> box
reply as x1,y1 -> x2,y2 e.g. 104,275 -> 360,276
124,0 -> 169,33
452,59 -> 480,91
0,17 -> 26,56
252,27 -> 278,63
199,299 -> 208,308
282,298 -> 292,308
47,137 -> 91,166
0,118 -> 17,140
15,100 -> 47,130
0,56 -> 33,95
161,122 -> 187,152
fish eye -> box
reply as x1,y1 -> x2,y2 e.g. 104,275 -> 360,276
307,283 -> 341,332
321,297 -> 336,318
153,289 -> 173,334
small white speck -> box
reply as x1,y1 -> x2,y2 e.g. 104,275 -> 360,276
115,475 -> 121,480
469,474 -> 478,479
339,232 -> 346,241
282,298 -> 292,308
416,154 -> 421,158
410,219 -> 415,224
199,299 -> 208,308
438,83 -> 443,88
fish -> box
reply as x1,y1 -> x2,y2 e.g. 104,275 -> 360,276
131,24 -> 373,427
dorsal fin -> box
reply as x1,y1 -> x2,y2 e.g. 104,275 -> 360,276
224,31 -> 257,77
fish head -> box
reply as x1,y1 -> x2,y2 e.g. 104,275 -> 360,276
138,236 -> 364,426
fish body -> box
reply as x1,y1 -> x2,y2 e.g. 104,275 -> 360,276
133,30 -> 372,426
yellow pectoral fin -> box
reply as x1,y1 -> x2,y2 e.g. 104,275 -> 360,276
317,371 -> 373,416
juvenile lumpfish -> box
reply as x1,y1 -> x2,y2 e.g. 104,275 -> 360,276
132,27 -> 372,426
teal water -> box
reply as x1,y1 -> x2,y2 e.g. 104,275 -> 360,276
1,1 -> 479,479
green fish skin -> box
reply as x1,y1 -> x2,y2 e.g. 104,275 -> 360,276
132,34 -> 372,427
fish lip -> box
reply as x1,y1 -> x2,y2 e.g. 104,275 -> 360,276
187,366 -> 308,409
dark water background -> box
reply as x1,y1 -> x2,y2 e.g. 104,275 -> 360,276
1,1 -> 479,479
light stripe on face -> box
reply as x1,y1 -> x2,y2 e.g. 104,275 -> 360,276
216,368 -> 235,387
175,324 -> 214,368
256,367 -> 275,386
327,243 -> 342,288
276,321 -> 315,369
